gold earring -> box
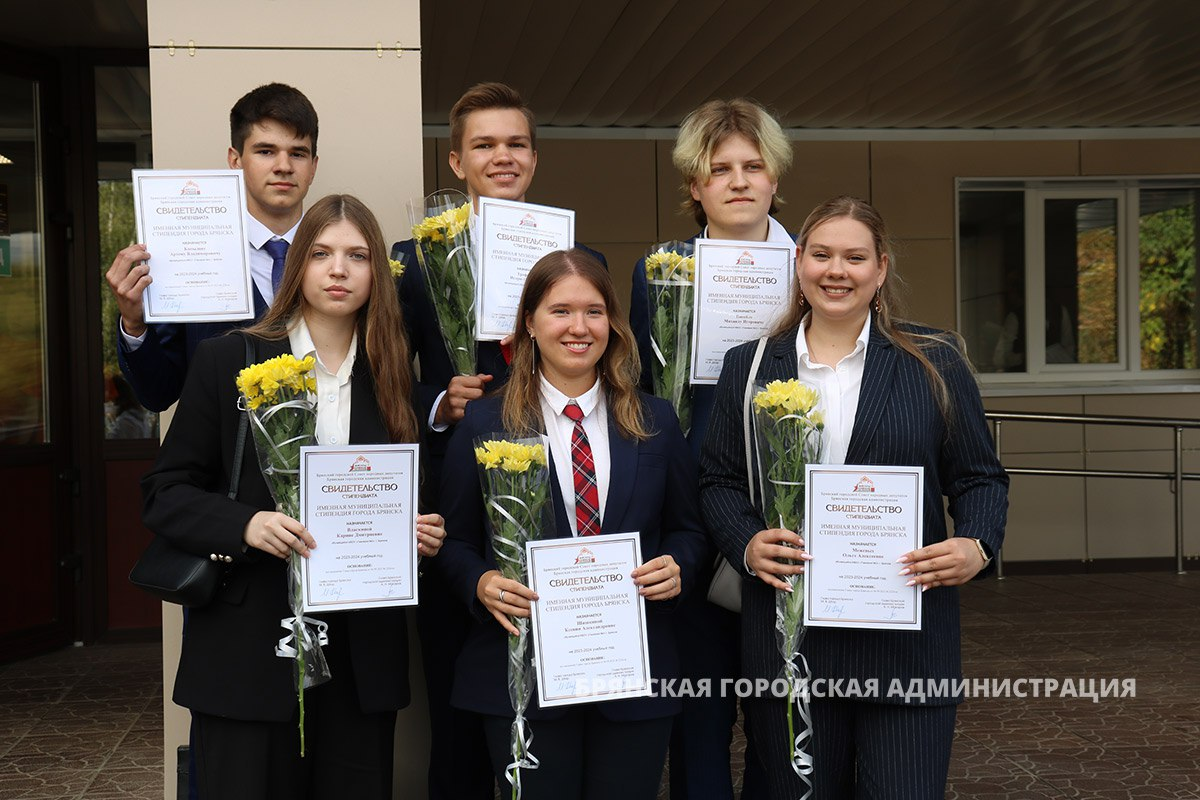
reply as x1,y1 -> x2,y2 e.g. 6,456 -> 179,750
874,289 -> 882,314
798,291 -> 806,308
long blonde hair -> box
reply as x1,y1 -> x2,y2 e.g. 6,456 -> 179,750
775,195 -> 960,420
503,249 -> 649,441
242,194 -> 419,443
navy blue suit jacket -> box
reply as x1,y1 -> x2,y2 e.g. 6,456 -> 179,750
391,238 -> 608,496
437,393 -> 708,722
117,285 -> 269,412
699,323 -> 1008,704
141,334 -> 411,721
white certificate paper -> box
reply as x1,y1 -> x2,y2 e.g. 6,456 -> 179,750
476,197 -> 575,340
132,169 -> 254,323
803,465 -> 924,631
690,239 -> 794,384
526,532 -> 652,708
299,444 -> 420,612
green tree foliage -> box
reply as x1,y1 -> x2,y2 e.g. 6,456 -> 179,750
1139,204 -> 1197,370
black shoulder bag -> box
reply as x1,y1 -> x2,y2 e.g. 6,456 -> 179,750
129,335 -> 255,607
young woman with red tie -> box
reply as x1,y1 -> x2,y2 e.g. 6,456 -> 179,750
437,249 -> 708,800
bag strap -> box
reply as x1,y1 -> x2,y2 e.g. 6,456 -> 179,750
742,335 -> 769,509
228,334 -> 255,500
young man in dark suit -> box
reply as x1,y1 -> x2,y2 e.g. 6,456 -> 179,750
392,82 -> 608,800
105,83 -> 319,411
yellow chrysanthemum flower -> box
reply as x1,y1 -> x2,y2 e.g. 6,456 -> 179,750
645,251 -> 695,283
389,259 -> 406,279
753,379 -> 822,421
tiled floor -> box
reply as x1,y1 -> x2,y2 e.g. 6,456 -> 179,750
2,572 -> 1197,799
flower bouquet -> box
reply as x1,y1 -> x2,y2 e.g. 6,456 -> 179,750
236,352 -> 328,756
411,190 -> 476,376
644,242 -> 696,435
752,378 -> 824,790
474,437 -> 552,800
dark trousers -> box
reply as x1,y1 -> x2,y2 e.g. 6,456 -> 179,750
744,696 -> 957,800
667,594 -> 766,800
416,569 -> 495,800
192,618 -> 396,800
482,711 -> 673,800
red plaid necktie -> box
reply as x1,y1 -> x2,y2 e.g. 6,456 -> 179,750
563,401 -> 601,537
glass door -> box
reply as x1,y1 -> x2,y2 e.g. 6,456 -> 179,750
0,67 -> 75,659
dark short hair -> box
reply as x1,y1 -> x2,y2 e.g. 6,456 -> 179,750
449,82 -> 536,153
229,83 -> 319,156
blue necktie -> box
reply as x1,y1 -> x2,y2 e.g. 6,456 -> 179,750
265,238 -> 289,296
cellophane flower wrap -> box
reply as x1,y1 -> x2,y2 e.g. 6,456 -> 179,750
752,378 -> 824,793
236,353 -> 327,756
644,241 -> 695,435
411,190 -> 477,376
474,436 -> 552,800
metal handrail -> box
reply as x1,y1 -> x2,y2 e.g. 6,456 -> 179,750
985,410 -> 1196,576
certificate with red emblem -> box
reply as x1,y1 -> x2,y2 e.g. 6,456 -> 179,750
132,169 -> 255,323
299,444 -> 420,612
690,238 -> 794,384
803,464 -> 924,631
526,532 -> 652,707
476,197 -> 575,340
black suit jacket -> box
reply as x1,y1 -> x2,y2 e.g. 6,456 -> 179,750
437,393 -> 709,722
117,285 -> 270,412
141,333 -> 410,722
699,322 -> 1008,704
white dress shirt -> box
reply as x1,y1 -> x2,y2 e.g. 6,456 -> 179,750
288,317 -> 357,447
795,312 -> 872,466
121,215 -> 301,350
247,214 -> 302,305
539,375 -> 610,537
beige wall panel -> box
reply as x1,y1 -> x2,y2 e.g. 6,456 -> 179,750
982,395 -> 1085,455
1085,451 -> 1179,559
1185,483 -> 1200,558
890,238 -> 955,329
777,141 -> 872,232
656,140 -> 694,243
148,48 -> 423,246
527,140 -> 658,245
1080,139 -> 1200,176
602,242 -> 649,325
1081,393 -> 1200,452
422,137 -> 438,198
148,0 -> 418,48
1002,456 -> 1087,562
431,137 -> 458,192
870,141 -> 1079,240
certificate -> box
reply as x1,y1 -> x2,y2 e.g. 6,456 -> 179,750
526,532 -> 652,708
803,465 -> 924,631
132,169 -> 254,323
298,444 -> 420,612
689,238 -> 794,384
476,197 -> 575,340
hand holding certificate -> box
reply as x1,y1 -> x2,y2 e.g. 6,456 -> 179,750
803,465 -> 924,631
526,532 -> 652,707
132,169 -> 254,323
299,444 -> 421,612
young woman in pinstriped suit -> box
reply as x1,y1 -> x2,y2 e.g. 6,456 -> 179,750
700,196 -> 1008,798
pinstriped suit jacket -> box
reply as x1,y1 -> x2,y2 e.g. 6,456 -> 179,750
699,322 -> 1008,705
